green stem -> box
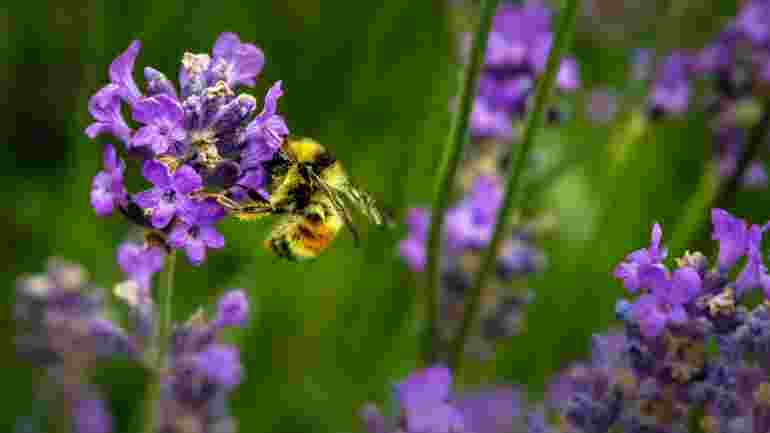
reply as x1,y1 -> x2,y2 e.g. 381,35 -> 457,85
670,99 -> 770,255
448,0 -> 581,374
422,0 -> 501,366
143,249 -> 177,433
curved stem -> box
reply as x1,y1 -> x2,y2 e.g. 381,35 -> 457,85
448,0 -> 582,374
670,99 -> 770,254
143,249 -> 177,433
421,0 -> 501,366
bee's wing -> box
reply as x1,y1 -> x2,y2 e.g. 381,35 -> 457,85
307,170 -> 361,246
336,183 -> 392,227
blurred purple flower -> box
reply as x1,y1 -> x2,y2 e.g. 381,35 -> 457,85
395,366 -> 464,433
214,289 -> 249,328
117,242 -> 166,292
193,344 -> 243,390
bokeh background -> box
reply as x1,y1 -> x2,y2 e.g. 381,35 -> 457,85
0,0 -> 757,432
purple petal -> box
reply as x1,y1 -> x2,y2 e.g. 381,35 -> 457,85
141,159 -> 172,187
632,295 -> 667,337
253,81 -> 283,124
172,164 -> 203,194
155,94 -> 185,125
86,84 -> 132,143
396,366 -> 452,409
102,144 -> 119,172
199,225 -> 225,249
109,40 -> 142,103
556,57 -> 580,91
213,32 -> 241,58
193,344 -> 242,389
132,188 -> 161,209
669,267 -> 702,305
184,238 -> 207,265
668,304 -> 688,324
131,125 -> 166,153
214,289 -> 249,328
712,208 -> 749,271
131,97 -> 161,125
90,173 -> 116,216
213,32 -> 265,87
151,200 -> 176,229
399,239 -> 426,273
168,222 -> 190,248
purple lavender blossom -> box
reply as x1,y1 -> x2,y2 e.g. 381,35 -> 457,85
72,396 -> 112,433
90,144 -> 127,216
193,344 -> 243,390
612,222 -> 667,293
116,241 -> 165,292
736,0 -> 770,44
630,266 -> 702,337
210,32 -> 265,88
130,94 -> 186,154
86,33 -> 290,265
243,81 -> 289,157
648,52 -> 693,116
395,367 -> 465,433
712,208 -> 749,271
214,289 -> 249,328
734,224 -> 770,296
468,2 -> 580,140
109,40 -> 142,103
168,198 -> 226,265
133,160 -> 202,229
84,85 -> 132,145
455,387 -> 523,433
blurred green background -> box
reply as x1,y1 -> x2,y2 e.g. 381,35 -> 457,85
0,0 -> 759,432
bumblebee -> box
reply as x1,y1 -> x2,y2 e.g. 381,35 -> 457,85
213,137 -> 389,261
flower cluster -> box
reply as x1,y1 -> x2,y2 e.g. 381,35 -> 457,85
470,1 -> 580,142
520,208 -> 770,432
14,258 -> 250,433
86,33 -> 289,264
361,366 -> 528,433
399,175 -> 546,359
638,0 -> 770,187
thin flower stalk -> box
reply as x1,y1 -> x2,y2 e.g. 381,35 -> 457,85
449,0 -> 582,374
144,250 -> 176,433
423,0 -> 501,366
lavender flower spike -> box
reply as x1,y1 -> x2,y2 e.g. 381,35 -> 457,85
133,160 -> 202,229
90,144 -> 127,216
